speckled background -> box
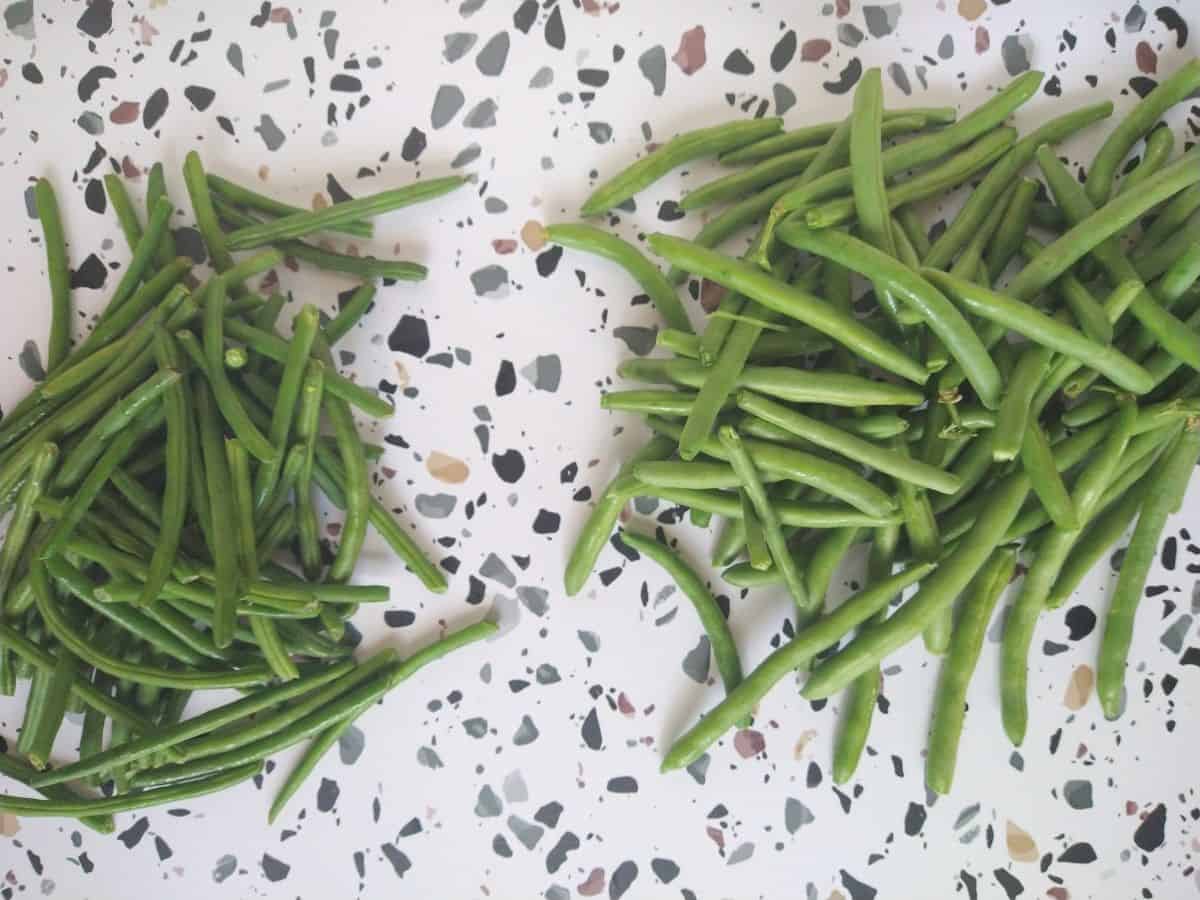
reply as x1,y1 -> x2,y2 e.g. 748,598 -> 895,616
0,2 -> 1197,898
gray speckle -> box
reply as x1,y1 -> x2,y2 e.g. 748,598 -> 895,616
1192,580 -> 1200,614
316,778 -> 339,812
23,184 -> 36,219
633,495 -> 659,515
77,111 -> 104,135
1125,3 -> 1147,31
459,0 -> 486,15
686,753 -> 710,785
611,860 -> 639,897
485,196 -> 508,213
519,354 -> 562,392
475,784 -> 503,817
888,62 -> 911,96
1064,779 -> 1093,810
463,98 -> 498,128
431,84 -> 466,129
4,0 -> 34,38
1001,34 -> 1033,76
578,630 -> 600,652
535,663 -> 560,684
443,32 -> 477,62
863,4 -> 901,37
508,815 -> 543,850
463,717 -> 489,738
959,825 -> 981,844
416,746 -> 444,769
954,802 -> 981,830
513,714 -> 539,745
480,552 -> 516,587
540,155 -> 554,171
212,854 -> 237,883
681,635 -> 711,683
18,340 -> 45,382
415,493 -> 457,519
264,78 -> 290,93
937,34 -> 954,59
517,585 -> 549,616
545,887 -> 570,900
773,83 -> 796,115
837,23 -> 863,47
1160,614 -> 1192,654
529,66 -> 554,89
638,45 -> 667,95
470,264 -> 509,298
227,42 -> 244,75
338,725 -> 365,764
254,114 -> 286,151
727,843 -> 755,865
476,31 -> 509,76
321,130 -> 338,147
491,593 -> 520,637
785,798 -> 815,833
451,143 -> 482,168
613,325 -> 658,356
503,770 -> 528,803
588,121 -> 613,144
546,832 -> 580,874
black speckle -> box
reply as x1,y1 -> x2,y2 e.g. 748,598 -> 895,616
771,30 -> 797,71
84,178 -> 106,215
610,860 -> 638,899
492,449 -> 525,483
1065,605 -> 1096,641
993,869 -> 1023,899
76,0 -> 113,38
78,65 -> 116,102
1049,728 -> 1062,755
545,831 -> 579,873
960,871 -> 978,900
543,6 -> 565,50
326,173 -> 352,204
840,869 -> 877,900
606,776 -> 637,794
807,761 -> 823,787
261,853 -> 290,882
536,245 -> 563,277
1043,639 -> 1069,656
21,62 -> 43,84
903,802 -> 926,836
492,834 -> 513,857
1181,646 -> 1200,667
560,462 -> 577,483
578,68 -> 609,87
153,836 -> 172,861
78,852 -> 94,873
380,842 -> 411,877
651,858 -> 679,884
117,817 -> 149,848
532,509 -> 560,534
70,253 -> 107,290
534,801 -> 563,829
513,0 -> 537,33
465,575 -> 486,605
832,786 -> 851,813
1162,536 -> 1177,570
824,58 -> 863,94
331,74 -> 362,92
1134,803 -> 1167,852
1058,842 -> 1097,864
723,49 -> 755,75
658,200 -> 685,222
384,609 -> 416,627
143,87 -> 169,130
1155,6 -> 1188,48
495,360 -> 516,396
1130,77 -> 1158,99
401,127 -> 427,162
387,315 -> 430,357
581,707 -> 603,750
184,85 -> 215,111
316,778 -> 339,811
1044,75 -> 1062,97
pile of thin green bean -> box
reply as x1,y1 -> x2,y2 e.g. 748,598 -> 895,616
0,156 -> 495,830
558,62 -> 1200,793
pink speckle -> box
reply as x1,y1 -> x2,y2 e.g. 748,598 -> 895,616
706,826 -> 725,849
578,868 -> 605,896
1125,801 -> 1138,815
1135,41 -> 1158,74
801,38 -> 832,62
836,0 -> 851,16
975,26 -> 990,54
492,239 -> 518,255
617,692 -> 635,716
672,25 -> 707,75
110,101 -> 140,124
733,729 -> 766,758
137,17 -> 159,44
121,156 -> 141,179
269,7 -> 293,23
0,69 -> 7,88
700,280 -> 726,313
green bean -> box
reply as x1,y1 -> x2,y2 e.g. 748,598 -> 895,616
1139,183 -> 1200,250
267,717 -> 347,823
325,283 -> 377,346
33,179 -> 72,372
619,530 -> 742,691
736,392 -> 959,494
108,467 -> 162,527
146,161 -> 178,266
803,470 -> 1030,700
806,527 -> 861,609
921,268 -> 1154,393
222,318 -> 393,418
137,599 -> 240,664
924,101 -> 1113,269
17,663 -> 52,756
256,503 -> 298,565
831,662 -> 879,784
992,344 -> 1053,462
811,127 -> 1018,231
0,441 -> 56,603
926,546 -> 1017,793
660,563 -> 934,771
649,234 -> 927,391
719,425 -> 808,606
227,176 -> 466,250
601,389 -> 724,417
580,118 -> 781,216
1021,236 -> 1113,343
1097,423 -> 1200,718
1086,59 -> 1200,205
256,445 -> 306,530
191,381 -> 239,648
1020,422 -> 1079,531
183,151 -> 238,273
102,173 -> 144,253
1116,124 -> 1174,197
985,176 -> 1039,283
0,751 -> 114,832
25,647 -> 76,770
95,198 -> 176,337
131,620 -> 495,787
206,173 -> 373,237
895,206 -> 931,260
721,534 -> 816,588
635,483 -> 899,530
619,357 -> 922,407
782,227 -> 1002,407
741,411 -> 909,443
295,361 -> 325,580
2,760 -> 263,818
545,223 -> 692,332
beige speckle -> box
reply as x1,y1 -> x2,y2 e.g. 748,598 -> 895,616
393,360 -> 411,389
0,813 -> 19,836
427,451 -> 469,484
521,220 -> 548,251
794,728 -> 818,758
1064,664 -> 1094,710
1006,819 -> 1038,862
827,891 -> 847,900
958,0 -> 987,20
312,193 -> 329,211
700,279 -> 726,313
257,165 -> 270,181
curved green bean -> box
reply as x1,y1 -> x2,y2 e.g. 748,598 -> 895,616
1116,123 -> 1174,197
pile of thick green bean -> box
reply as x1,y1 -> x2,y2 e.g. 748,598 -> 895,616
558,62 -> 1200,792
0,156 -> 496,830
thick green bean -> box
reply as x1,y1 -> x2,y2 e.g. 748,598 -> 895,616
1020,422 -> 1079,531
34,179 -> 72,372
182,151 -> 237,274
660,563 -> 934,771
993,344 -> 1053,462
1139,183 -> 1200,250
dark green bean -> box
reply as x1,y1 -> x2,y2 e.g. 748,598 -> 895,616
0,751 -> 114,832
325,283 -> 377,346
34,179 -> 72,372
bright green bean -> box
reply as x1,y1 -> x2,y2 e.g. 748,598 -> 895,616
985,175 -> 1038,283
993,344 -> 1053,462
1116,124 -> 1174,196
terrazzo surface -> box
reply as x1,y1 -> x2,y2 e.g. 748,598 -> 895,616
0,2 -> 1198,898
